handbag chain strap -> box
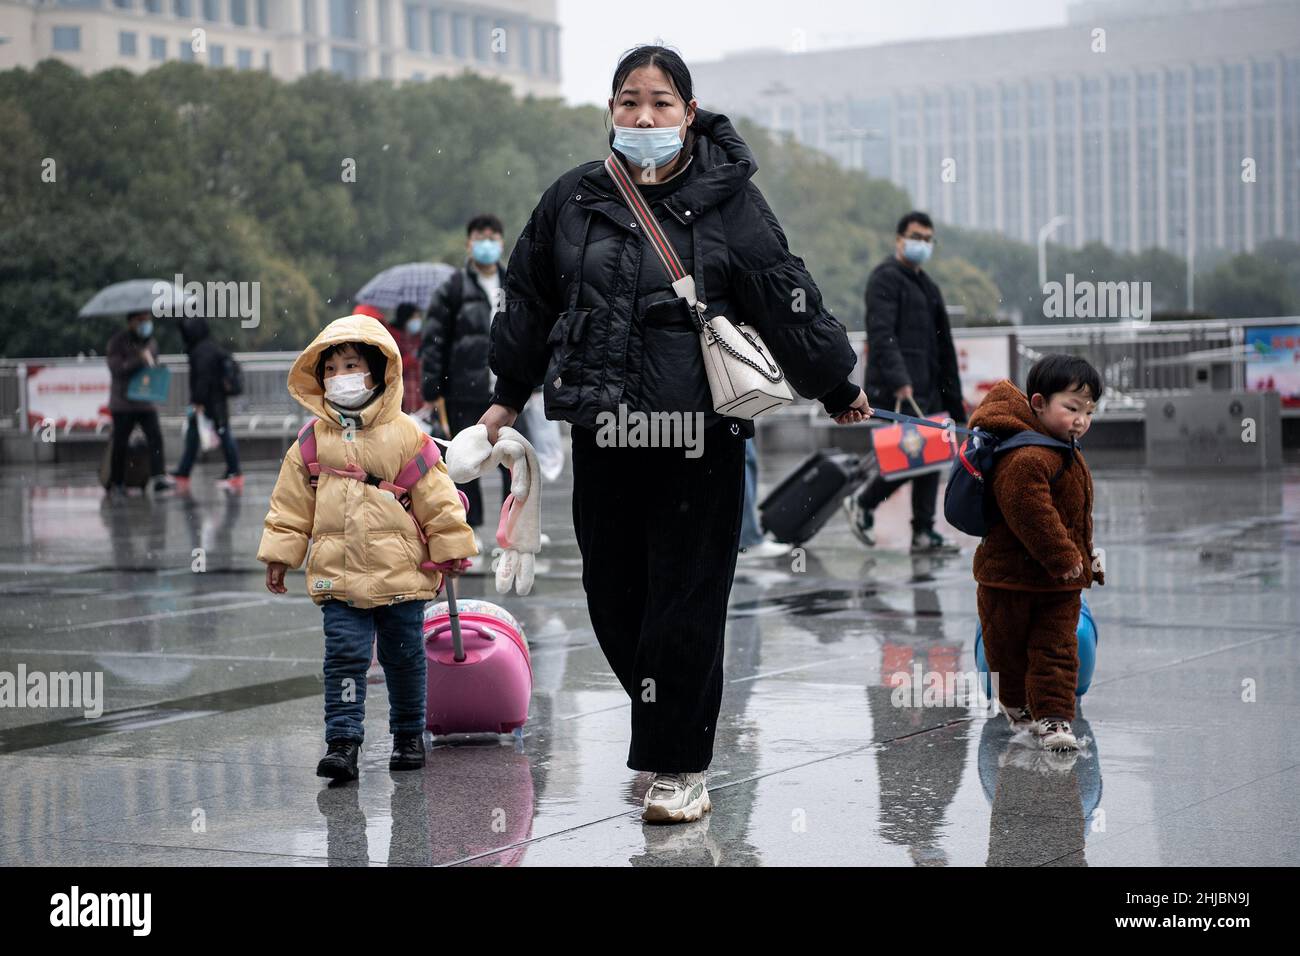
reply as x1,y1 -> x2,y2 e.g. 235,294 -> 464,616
602,154 -> 785,384
700,321 -> 783,380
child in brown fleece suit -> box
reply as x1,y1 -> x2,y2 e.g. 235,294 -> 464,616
968,354 -> 1104,752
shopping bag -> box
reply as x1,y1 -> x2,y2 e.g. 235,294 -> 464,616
408,398 -> 451,442
521,392 -> 564,482
197,411 -> 220,452
870,396 -> 956,480
126,365 -> 171,404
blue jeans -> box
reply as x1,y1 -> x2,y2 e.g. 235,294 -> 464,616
174,407 -> 241,478
321,599 -> 427,742
739,437 -> 765,549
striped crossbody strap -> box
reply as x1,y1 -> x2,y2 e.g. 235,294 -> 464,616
602,154 -> 689,284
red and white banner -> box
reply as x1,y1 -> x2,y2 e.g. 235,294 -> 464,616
956,335 -> 1013,412
25,363 -> 112,431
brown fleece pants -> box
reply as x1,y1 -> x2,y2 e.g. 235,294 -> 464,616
977,585 -> 1081,721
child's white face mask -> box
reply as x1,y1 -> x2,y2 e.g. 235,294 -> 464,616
324,372 -> 375,408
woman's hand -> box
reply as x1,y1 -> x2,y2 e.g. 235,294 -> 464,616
265,562 -> 288,594
832,389 -> 873,425
478,403 -> 519,444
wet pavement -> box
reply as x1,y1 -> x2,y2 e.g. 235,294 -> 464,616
1,450 -> 1297,866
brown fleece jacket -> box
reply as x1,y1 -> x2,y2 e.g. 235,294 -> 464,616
968,379 -> 1104,591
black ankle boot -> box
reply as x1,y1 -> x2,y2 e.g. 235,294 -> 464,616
316,740 -> 361,781
389,733 -> 425,771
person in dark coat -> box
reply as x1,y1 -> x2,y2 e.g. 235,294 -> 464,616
105,311 -> 174,497
844,211 -> 967,553
356,302 -> 424,413
392,303 -> 425,413
171,316 -> 242,492
479,46 -> 872,824
419,214 -> 515,550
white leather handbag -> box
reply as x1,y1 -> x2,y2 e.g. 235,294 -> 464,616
603,155 -> 794,420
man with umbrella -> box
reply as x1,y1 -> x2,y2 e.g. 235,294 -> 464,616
105,310 -> 175,498
353,263 -> 455,414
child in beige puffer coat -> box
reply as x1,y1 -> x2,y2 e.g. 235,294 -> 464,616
257,314 -> 477,782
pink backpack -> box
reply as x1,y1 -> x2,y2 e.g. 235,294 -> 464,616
295,419 -> 470,586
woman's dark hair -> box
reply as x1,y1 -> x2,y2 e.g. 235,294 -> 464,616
1026,353 -> 1103,403
395,302 -> 419,323
466,214 -> 504,237
315,340 -> 388,392
607,45 -> 697,156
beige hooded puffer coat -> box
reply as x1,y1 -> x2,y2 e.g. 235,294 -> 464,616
256,314 -> 478,608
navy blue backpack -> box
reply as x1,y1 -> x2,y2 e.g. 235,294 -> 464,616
943,427 -> 1075,537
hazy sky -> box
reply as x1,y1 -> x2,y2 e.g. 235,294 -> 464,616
559,0 -> 1072,107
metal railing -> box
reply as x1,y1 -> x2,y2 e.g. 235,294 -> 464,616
1,351 -> 304,439
1,315 -> 1295,438
866,315 -> 1289,410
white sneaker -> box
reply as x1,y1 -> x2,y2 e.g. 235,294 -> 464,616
1034,718 -> 1079,752
738,537 -> 790,560
641,772 -> 712,824
997,700 -> 1034,732
538,531 -> 552,547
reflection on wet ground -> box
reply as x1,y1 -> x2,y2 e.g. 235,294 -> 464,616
1,455 -> 1297,866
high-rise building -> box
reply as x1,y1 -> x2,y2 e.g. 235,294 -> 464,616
0,0 -> 561,94
690,0 -> 1300,255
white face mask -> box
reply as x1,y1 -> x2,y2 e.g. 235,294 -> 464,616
324,372 -> 375,409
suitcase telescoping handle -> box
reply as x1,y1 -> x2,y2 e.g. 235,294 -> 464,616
444,574 -> 466,663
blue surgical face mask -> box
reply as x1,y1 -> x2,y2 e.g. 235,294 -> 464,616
902,238 -> 933,265
136,320 -> 154,338
471,238 -> 502,265
612,116 -> 687,170
405,317 -> 423,335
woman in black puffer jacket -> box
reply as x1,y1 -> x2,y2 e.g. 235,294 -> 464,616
482,45 -> 871,824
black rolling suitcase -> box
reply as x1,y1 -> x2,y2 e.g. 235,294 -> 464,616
758,448 -> 872,545
99,433 -> 152,489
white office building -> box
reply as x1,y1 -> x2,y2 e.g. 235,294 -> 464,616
689,0 -> 1300,255
0,0 -> 561,94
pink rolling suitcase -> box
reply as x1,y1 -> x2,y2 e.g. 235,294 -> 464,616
423,575 -> 532,735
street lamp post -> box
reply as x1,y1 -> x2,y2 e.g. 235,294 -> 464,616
1037,215 -> 1070,290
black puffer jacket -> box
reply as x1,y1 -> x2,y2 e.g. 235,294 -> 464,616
863,257 -> 966,423
419,263 -> 504,406
179,316 -> 229,417
488,109 -> 859,435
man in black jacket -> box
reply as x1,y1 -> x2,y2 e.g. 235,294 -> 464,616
419,214 -> 514,551
845,211 -> 966,553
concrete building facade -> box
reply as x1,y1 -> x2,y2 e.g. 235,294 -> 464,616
689,0 -> 1300,255
0,0 -> 561,95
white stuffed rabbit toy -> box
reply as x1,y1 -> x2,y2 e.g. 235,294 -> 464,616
440,424 -> 542,596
